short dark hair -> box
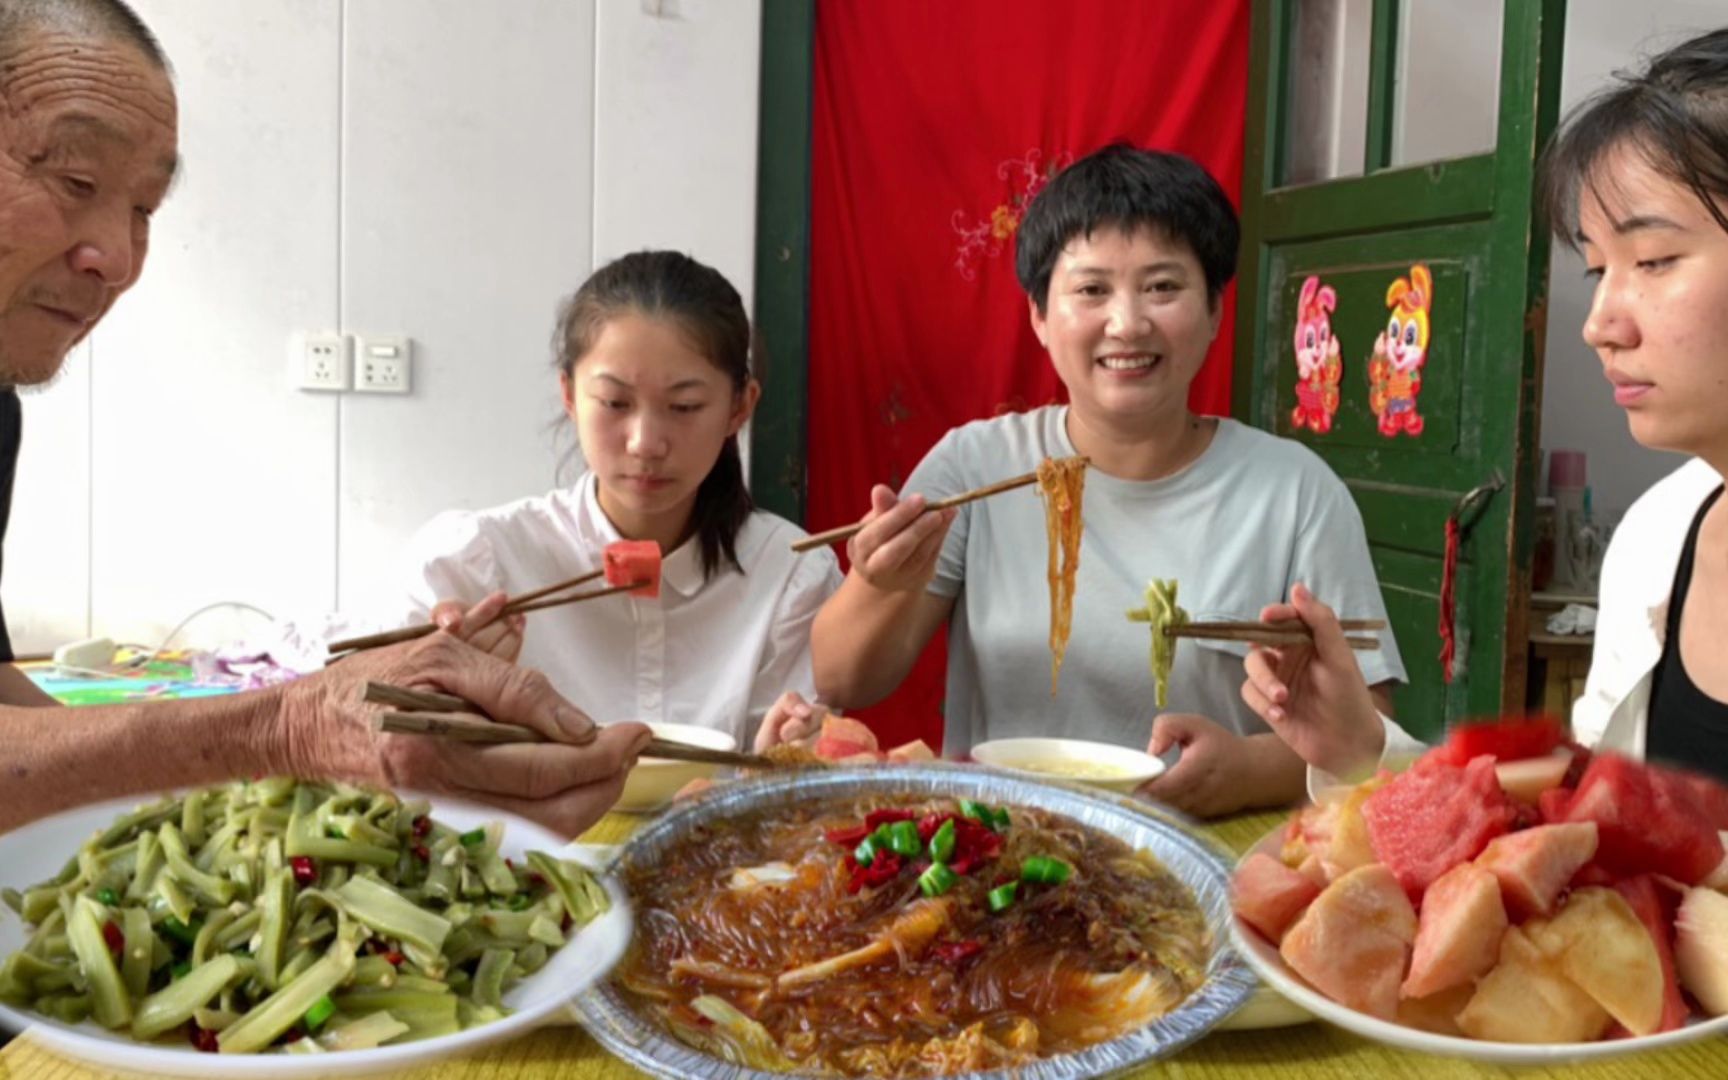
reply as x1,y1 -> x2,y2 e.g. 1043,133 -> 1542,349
552,251 -> 755,581
1540,27 -> 1728,246
1015,143 -> 1240,312
0,0 -> 168,71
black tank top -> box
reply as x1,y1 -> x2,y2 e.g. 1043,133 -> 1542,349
1646,485 -> 1728,785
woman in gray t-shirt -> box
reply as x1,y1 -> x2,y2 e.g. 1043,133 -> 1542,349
802,145 -> 1405,818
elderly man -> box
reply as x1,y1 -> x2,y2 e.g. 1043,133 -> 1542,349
0,0 -> 649,836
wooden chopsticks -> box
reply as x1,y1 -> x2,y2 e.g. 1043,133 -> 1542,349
1167,618 -> 1386,650
790,456 -> 1090,553
328,573 -> 638,654
363,681 -> 792,769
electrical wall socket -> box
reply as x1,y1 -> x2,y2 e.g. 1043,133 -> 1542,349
297,333 -> 351,391
355,336 -> 412,394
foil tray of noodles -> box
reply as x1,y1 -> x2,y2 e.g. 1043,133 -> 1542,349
575,765 -> 1252,1078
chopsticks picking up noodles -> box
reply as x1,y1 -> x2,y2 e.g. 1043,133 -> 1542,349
1036,456 -> 1088,695
788,456 -> 1090,554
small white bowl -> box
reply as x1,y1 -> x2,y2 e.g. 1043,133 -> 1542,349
970,737 -> 1165,794
615,722 -> 738,813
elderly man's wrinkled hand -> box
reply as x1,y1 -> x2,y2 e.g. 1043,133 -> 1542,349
274,632 -> 649,837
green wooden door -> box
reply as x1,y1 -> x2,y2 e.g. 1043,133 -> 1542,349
1234,0 -> 1565,739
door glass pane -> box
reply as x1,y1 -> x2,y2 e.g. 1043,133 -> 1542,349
1281,0 -> 1373,185
1390,0 -> 1502,166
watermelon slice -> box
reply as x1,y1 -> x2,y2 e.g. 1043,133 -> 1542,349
1402,862 -> 1507,999
1611,875 -> 1689,1033
1233,853 -> 1322,943
1362,755 -> 1517,901
1538,786 -> 1572,825
1680,772 -> 1728,832
1560,754 -> 1726,885
1474,822 -> 1599,920
812,713 -> 879,761
603,539 -> 662,598
1436,714 -> 1564,767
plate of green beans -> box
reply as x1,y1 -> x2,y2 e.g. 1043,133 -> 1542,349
0,778 -> 631,1076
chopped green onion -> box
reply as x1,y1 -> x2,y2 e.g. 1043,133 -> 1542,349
991,807 -> 1011,832
987,881 -> 1018,913
1021,856 -> 1072,885
853,836 -> 879,867
928,820 -> 956,865
958,799 -> 991,823
886,821 -> 921,858
303,993 -> 336,1032
918,863 -> 958,898
459,828 -> 486,847
96,888 -> 118,906
170,960 -> 191,980
507,893 -> 532,911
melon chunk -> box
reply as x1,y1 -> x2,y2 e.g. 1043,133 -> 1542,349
1524,887 -> 1664,1037
1474,822 -> 1599,920
1704,833 -> 1728,891
1233,853 -> 1322,943
1291,775 -> 1388,882
1396,983 -> 1474,1036
1675,885 -> 1728,1017
1612,875 -> 1689,1033
1496,751 -> 1573,803
1279,863 -> 1416,1020
885,740 -> 935,763
1402,862 -> 1507,999
1457,926 -> 1611,1043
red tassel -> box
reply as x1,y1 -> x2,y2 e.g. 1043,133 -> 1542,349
1439,515 -> 1460,683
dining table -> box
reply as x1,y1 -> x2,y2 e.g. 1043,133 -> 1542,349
2,804 -> 1723,1080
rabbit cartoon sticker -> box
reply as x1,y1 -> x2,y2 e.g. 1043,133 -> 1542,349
1291,275 -> 1342,434
1368,263 -> 1432,438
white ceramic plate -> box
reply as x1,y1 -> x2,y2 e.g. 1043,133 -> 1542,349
1231,826 -> 1728,1064
970,736 -> 1166,794
0,793 -> 632,1078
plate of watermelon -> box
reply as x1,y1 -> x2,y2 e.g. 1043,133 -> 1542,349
1230,716 -> 1728,1064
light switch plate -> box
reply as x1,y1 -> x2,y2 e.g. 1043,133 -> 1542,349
355,336 -> 412,394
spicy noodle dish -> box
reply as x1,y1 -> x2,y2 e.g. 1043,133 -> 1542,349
614,793 -> 1212,1075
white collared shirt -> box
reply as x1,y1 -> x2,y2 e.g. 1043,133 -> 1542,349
1352,456 -> 1724,781
389,472 -> 841,747
1572,457 -> 1723,755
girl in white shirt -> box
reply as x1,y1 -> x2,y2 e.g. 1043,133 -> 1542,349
1242,28 -> 1728,786
398,251 -> 841,751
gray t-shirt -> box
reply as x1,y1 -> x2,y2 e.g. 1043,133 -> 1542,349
905,407 -> 1406,756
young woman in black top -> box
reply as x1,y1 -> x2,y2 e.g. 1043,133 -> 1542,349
1237,26 -> 1728,785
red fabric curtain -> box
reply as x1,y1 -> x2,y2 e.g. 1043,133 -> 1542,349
807,0 -> 1249,751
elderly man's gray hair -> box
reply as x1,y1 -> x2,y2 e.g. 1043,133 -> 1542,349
0,0 -> 168,70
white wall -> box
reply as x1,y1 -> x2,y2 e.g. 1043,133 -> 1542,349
6,0 -> 761,651
1541,1 -> 1724,521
